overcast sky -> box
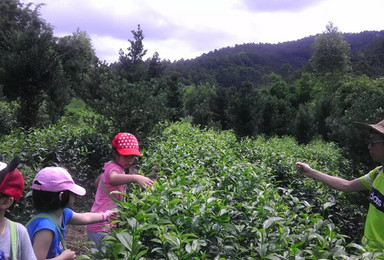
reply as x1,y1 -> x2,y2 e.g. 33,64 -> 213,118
22,0 -> 384,64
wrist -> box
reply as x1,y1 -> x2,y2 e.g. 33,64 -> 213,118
101,212 -> 107,221
307,168 -> 317,177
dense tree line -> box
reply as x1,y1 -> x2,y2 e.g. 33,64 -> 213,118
1,0 -> 384,175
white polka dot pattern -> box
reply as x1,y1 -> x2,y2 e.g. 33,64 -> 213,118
115,133 -> 139,149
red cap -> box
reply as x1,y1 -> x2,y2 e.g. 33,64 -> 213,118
0,161 -> 24,201
112,133 -> 141,156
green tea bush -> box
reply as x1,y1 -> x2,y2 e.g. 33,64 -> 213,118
240,135 -> 366,245
0,100 -> 19,134
91,122 -> 371,259
0,99 -> 113,223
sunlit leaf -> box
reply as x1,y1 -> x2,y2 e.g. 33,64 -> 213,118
116,232 -> 133,251
263,217 -> 284,229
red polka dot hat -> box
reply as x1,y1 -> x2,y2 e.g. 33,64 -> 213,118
112,132 -> 142,156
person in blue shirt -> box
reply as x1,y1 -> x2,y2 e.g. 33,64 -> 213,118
27,167 -> 117,260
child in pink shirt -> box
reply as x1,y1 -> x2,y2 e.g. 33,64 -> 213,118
87,133 -> 154,247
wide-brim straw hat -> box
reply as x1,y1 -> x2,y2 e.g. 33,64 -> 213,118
354,119 -> 384,136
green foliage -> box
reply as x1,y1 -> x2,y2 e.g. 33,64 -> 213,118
91,122 -> 371,259
182,83 -> 220,127
0,100 -> 112,223
118,24 -> 148,82
0,100 -> 19,134
292,103 -> 317,144
325,76 -> 384,169
55,29 -> 97,100
164,74 -> 183,121
257,93 -> 294,137
147,52 -> 165,79
310,22 -> 352,84
90,77 -> 170,140
224,82 -> 260,137
291,73 -> 318,105
0,0 -> 68,128
352,34 -> 384,78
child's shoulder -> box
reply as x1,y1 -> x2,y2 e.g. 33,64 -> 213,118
5,218 -> 29,236
14,221 -> 30,237
104,162 -> 124,174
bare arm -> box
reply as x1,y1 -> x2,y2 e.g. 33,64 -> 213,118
33,230 -> 76,260
109,170 -> 154,188
69,210 -> 118,225
296,162 -> 367,193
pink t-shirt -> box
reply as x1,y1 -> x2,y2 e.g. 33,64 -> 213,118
87,162 -> 126,232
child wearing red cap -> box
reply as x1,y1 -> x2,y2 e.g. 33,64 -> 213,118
87,132 -> 154,247
27,167 -> 118,260
0,156 -> 37,260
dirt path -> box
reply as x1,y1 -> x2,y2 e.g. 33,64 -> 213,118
66,177 -> 97,256
66,225 -> 90,255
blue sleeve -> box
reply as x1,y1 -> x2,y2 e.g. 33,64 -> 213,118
27,216 -> 59,258
26,209 -> 74,258
27,217 -> 56,243
62,208 -> 74,226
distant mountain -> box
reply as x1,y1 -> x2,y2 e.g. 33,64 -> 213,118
168,30 -> 384,86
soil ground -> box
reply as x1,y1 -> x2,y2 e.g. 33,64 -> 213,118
66,177 -> 98,256
66,224 -> 90,255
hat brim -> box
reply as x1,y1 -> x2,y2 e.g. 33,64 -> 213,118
354,121 -> 384,136
116,148 -> 142,156
69,184 -> 86,196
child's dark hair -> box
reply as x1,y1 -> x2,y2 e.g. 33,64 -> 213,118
32,182 -> 71,211
112,148 -> 120,159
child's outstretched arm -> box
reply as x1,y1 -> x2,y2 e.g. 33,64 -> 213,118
69,210 -> 118,225
33,229 -> 76,260
109,171 -> 155,189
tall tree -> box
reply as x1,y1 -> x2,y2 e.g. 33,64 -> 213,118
310,22 -> 351,85
182,83 -> 219,127
118,24 -> 148,82
56,29 -> 98,99
309,22 -> 352,139
164,73 -> 183,121
0,0 -> 66,128
127,24 -> 147,64
147,52 -> 164,79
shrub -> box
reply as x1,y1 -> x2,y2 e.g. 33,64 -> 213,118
90,122 -> 370,259
0,100 -> 19,134
0,100 -> 113,223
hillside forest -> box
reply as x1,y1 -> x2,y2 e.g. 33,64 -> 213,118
1,0 -> 384,258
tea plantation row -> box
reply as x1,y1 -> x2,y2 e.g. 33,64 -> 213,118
0,102 -> 376,259
89,122 -> 378,259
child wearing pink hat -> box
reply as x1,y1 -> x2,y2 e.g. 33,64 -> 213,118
27,167 -> 118,260
87,132 -> 154,247
0,156 -> 36,260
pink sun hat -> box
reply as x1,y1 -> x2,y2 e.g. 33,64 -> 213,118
112,132 -> 142,156
31,167 -> 86,196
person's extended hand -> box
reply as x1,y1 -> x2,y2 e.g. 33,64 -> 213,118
296,162 -> 313,175
105,210 -> 119,221
61,249 -> 77,259
135,175 -> 155,189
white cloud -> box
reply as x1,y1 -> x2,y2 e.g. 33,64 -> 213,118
24,0 -> 384,63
